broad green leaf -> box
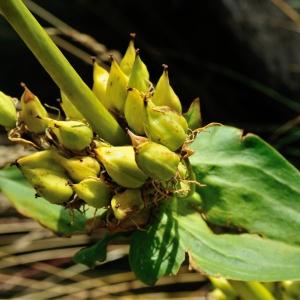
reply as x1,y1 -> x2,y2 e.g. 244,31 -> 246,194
74,233 -> 121,267
0,166 -> 86,235
130,195 -> 300,285
190,125 -> 300,245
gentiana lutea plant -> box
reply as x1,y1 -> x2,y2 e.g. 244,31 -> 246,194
1,1 -> 300,299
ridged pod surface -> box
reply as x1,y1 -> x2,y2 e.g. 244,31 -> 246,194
17,150 -> 73,204
111,189 -> 144,220
0,91 -> 17,129
95,145 -> 148,188
47,119 -> 93,152
152,65 -> 182,113
73,177 -> 112,208
144,100 -> 188,151
130,133 -> 180,181
105,58 -> 128,114
92,61 -> 110,109
20,85 -> 48,133
124,88 -> 146,135
52,151 -> 100,183
128,52 -> 150,93
120,37 -> 136,76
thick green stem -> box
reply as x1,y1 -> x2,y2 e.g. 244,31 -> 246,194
0,0 -> 128,145
228,281 -> 275,300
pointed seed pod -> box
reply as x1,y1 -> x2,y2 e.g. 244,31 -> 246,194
20,84 -> 48,133
0,91 -> 17,129
60,91 -> 84,120
111,189 -> 144,220
17,150 -> 73,204
152,65 -> 182,113
129,131 -> 180,181
144,99 -> 188,151
52,151 -> 100,183
73,177 -> 111,208
47,119 -> 93,152
124,88 -> 146,135
92,60 -> 110,109
105,58 -> 129,113
120,33 -> 136,76
183,98 -> 201,130
128,50 -> 150,93
95,145 -> 148,188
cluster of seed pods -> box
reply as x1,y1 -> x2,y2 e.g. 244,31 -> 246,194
0,36 -> 201,232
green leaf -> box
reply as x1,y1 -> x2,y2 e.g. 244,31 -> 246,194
129,195 -> 300,285
0,166 -> 86,235
190,125 -> 300,245
73,233 -> 120,267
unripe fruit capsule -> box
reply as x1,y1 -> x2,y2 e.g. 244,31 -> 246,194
20,84 -> 48,134
17,150 -> 73,204
111,189 -> 144,221
0,91 -> 17,129
144,99 -> 188,151
52,151 -> 100,183
73,177 -> 112,208
95,145 -> 148,188
129,132 -> 180,181
46,119 -> 93,152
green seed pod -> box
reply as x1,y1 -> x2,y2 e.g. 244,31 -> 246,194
183,98 -> 201,130
152,65 -> 182,113
144,99 -> 188,151
20,84 -> 48,133
73,177 -> 111,208
128,50 -> 150,93
17,150 -> 73,204
124,88 -> 146,135
111,189 -> 144,220
52,151 -> 100,183
105,58 -> 129,114
0,91 -> 17,129
129,132 -> 180,181
60,91 -> 84,121
92,61 -> 110,109
95,145 -> 148,188
120,34 -> 136,76
47,119 -> 93,152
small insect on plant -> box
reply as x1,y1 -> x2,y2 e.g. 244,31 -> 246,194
0,1 -> 300,299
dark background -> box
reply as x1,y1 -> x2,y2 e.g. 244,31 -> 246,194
1,0 -> 300,165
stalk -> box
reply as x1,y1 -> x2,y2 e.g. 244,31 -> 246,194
228,281 -> 275,300
0,0 -> 128,145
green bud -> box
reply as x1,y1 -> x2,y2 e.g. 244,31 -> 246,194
52,151 -> 100,183
111,189 -> 144,220
128,50 -> 150,93
17,150 -> 73,204
120,34 -> 136,76
47,119 -> 93,152
152,65 -> 182,113
60,91 -> 84,121
95,145 -> 148,188
0,91 -> 17,129
20,84 -> 48,133
144,100 -> 188,151
92,61 -> 110,109
183,98 -> 201,130
124,88 -> 146,135
105,58 -> 128,114
129,132 -> 180,181
73,177 -> 111,208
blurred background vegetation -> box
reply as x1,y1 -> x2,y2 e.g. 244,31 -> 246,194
1,0 -> 300,298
